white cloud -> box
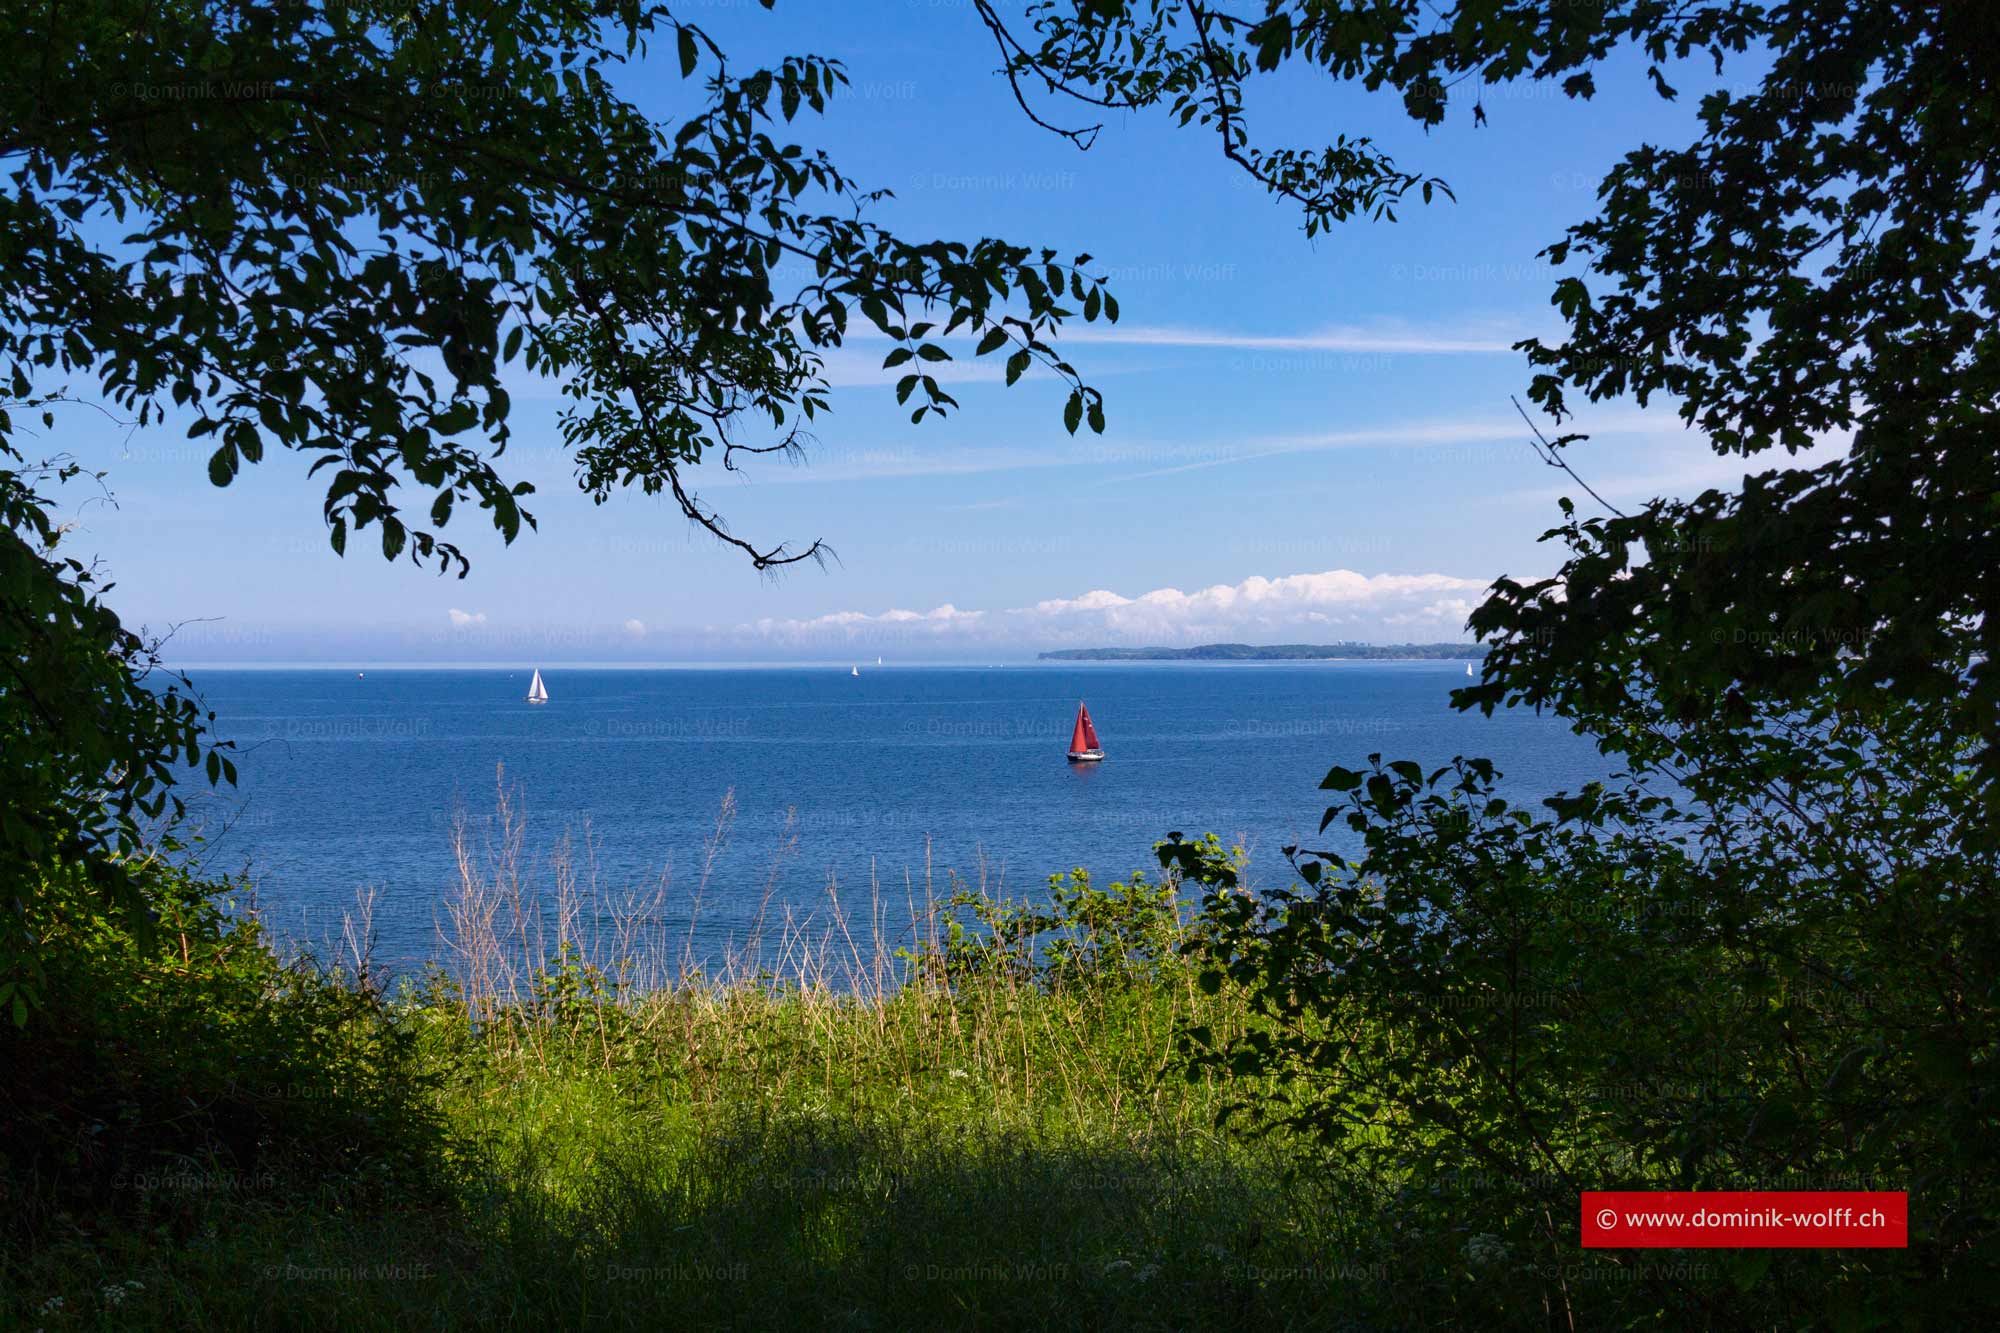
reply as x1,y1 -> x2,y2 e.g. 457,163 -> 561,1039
765,413 -> 1572,487
447,608 -> 486,627
1054,322 -> 1520,355
1495,426 -> 1853,507
745,568 -> 1489,649
811,319 -> 1522,397
1386,597 -> 1476,628
622,618 -> 647,638
839,318 -> 1527,358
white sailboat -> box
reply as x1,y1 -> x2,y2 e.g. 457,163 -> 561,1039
526,668 -> 549,703
1465,662 -> 1475,678
851,665 -> 860,677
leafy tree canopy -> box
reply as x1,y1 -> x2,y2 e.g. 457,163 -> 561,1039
0,452 -> 220,1021
0,0 -> 1121,1010
2,0 -> 1117,574
979,0 -> 1998,778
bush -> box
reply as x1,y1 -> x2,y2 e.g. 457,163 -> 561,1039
918,835 -> 1242,990
1182,674 -> 2000,1326
0,454 -> 232,1020
0,860 -> 452,1234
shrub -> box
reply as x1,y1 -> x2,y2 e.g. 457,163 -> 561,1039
1182,674 -> 1999,1326
0,860 -> 453,1234
920,835 -> 1242,990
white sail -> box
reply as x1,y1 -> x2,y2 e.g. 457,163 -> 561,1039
527,668 -> 548,702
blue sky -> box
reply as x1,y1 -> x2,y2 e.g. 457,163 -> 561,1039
50,4 -> 1831,664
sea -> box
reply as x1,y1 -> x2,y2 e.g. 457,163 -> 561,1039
172,663 -> 1613,974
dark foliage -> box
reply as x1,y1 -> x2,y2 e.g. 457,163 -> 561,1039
0,861 -> 451,1239
986,0 -> 2000,780
0,453 -> 230,1016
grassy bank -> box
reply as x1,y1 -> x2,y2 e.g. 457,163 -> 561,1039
9,782 -> 1952,1329
3,922 -> 1395,1330
5,789 -> 1405,1330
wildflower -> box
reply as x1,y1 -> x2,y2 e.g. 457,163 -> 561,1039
39,1295 -> 65,1315
947,1068 -> 968,1080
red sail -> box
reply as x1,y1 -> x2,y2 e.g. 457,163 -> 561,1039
1070,702 -> 1100,752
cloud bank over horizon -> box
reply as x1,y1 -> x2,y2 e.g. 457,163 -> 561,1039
743,568 -> 1490,655
157,567 -> 1494,665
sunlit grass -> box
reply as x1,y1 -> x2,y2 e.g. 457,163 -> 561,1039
2,783 -> 1399,1330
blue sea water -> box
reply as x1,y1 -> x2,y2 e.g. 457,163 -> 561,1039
175,663 -> 1613,970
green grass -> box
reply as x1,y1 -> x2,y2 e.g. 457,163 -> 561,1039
1,795 -> 1774,1329
3,972 -> 1407,1331
7,789 -> 1407,1329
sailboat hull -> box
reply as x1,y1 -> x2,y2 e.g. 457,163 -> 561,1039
1066,749 -> 1105,763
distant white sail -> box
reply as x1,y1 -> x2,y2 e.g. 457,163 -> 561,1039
527,668 -> 549,703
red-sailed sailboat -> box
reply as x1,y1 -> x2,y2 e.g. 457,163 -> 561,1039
1066,701 -> 1105,763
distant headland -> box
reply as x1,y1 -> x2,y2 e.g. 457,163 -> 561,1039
1037,642 -> 1486,662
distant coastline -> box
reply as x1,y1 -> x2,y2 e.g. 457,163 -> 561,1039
1038,642 -> 1486,662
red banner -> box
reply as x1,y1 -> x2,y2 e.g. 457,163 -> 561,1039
1581,1191 -> 1907,1248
